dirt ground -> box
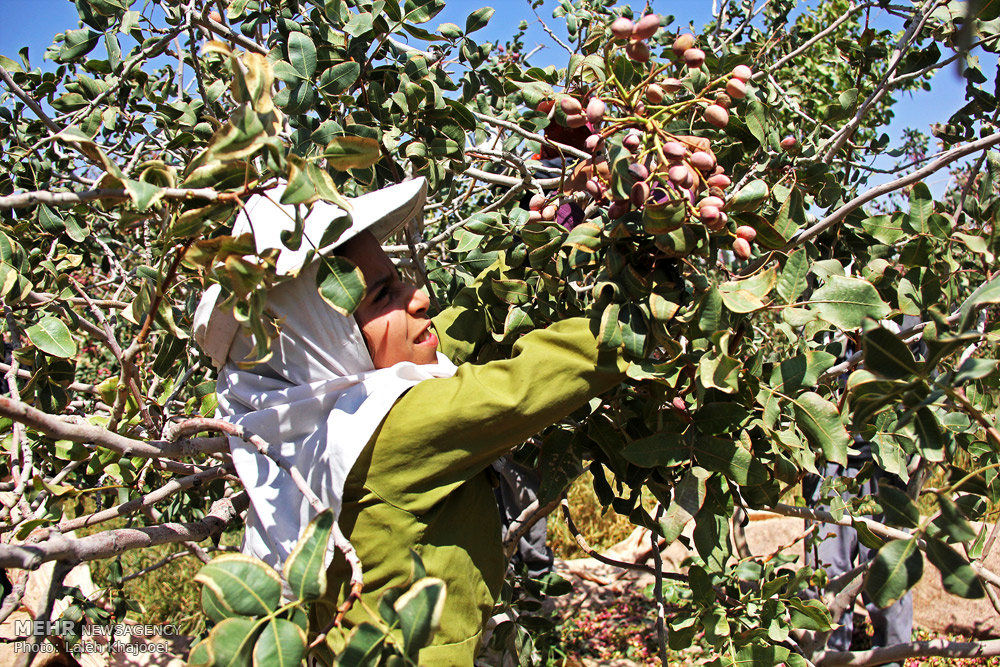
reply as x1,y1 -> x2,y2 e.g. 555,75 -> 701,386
555,515 -> 1000,637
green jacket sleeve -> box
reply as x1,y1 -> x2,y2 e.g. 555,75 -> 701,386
355,317 -> 628,514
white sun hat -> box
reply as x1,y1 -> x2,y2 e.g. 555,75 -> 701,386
193,177 -> 427,368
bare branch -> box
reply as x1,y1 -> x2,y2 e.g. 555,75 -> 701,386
820,0 -> 941,161
0,492 -> 248,570
502,497 -> 560,561
787,130 -> 1000,250
473,111 -> 592,161
0,396 -> 228,466
57,463 -> 234,533
0,185 -> 238,210
119,544 -> 237,585
753,3 -> 865,80
767,503 -> 1000,590
816,638 -> 1000,666
0,65 -> 61,134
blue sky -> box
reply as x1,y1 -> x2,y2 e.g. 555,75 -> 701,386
1,0 -> 995,196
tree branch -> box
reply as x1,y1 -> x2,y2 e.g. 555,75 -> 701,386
0,492 -> 248,570
786,130 -> 1000,250
502,497 -> 560,561
57,462 -> 234,533
0,65 -> 61,134
0,396 -> 228,465
820,0 -> 941,161
816,637 -> 1000,666
768,502 -> 1000,590
0,185 -> 236,210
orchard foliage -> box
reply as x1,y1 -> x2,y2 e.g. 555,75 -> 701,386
2,0 -> 1000,664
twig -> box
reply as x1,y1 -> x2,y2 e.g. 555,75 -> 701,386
820,0 -> 942,161
473,111 -> 592,161
0,185 -> 244,210
57,463 -> 233,533
651,504 -> 669,665
502,498 -> 560,560
118,544 -> 236,585
559,501 -> 681,581
0,395 -> 228,465
787,130 -> 1000,249
0,574 -> 27,625
753,3 -> 865,80
0,493 -> 248,570
0,65 -> 61,134
815,637 -> 1000,666
767,502 -> 1000,590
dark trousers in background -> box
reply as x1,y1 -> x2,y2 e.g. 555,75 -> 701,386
805,461 -> 914,651
492,457 -> 554,578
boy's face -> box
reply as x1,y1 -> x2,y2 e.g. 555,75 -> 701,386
339,231 -> 439,368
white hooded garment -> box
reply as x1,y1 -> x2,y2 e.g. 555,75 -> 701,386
192,178 -> 456,572
214,252 -> 457,573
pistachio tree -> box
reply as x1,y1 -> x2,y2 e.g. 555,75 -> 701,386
2,0 -> 1000,664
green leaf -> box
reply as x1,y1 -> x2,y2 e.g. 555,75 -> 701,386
598,302 -> 622,349
319,62 -> 361,94
394,577 -> 446,655
695,435 -> 761,486
719,267 -> 776,313
932,495 -> 978,543
913,407 -> 946,462
404,0 -> 446,24
465,7 -> 495,32
283,509 -> 334,602
123,178 -> 165,212
769,350 -> 836,392
787,598 -> 832,631
866,538 -> 923,608
658,470 -> 706,544
335,623 -> 385,666
195,554 -> 283,617
26,317 -> 77,358
877,485 -> 919,529
201,585 -> 230,624
324,136 -> 381,171
744,99 -> 767,146
958,273 -> 1000,330
699,352 -> 741,394
727,179 -> 769,213
287,31 -> 317,78
925,537 -> 985,599
810,275 -> 890,330
56,29 -> 100,62
789,391 -> 849,465
0,55 -> 23,73
437,22 -> 463,39
777,249 -> 808,304
905,182 -> 933,234
317,255 -> 366,317
621,431 -> 685,468
863,326 -> 922,379
490,278 -> 530,305
203,617 -> 258,666
252,618 -> 307,667
343,11 -> 375,36
955,358 -> 998,384
188,639 -> 212,667
861,213 -> 905,244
